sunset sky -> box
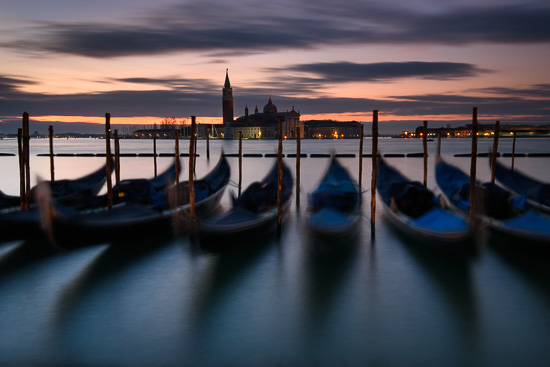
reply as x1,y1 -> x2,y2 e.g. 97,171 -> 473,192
1,0 -> 549,134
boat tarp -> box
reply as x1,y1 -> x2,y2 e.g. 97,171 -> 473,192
502,210 -> 550,235
310,180 -> 359,213
411,208 -> 469,233
435,161 -> 472,211
309,207 -> 356,229
436,160 -> 527,217
377,157 -> 436,218
495,160 -> 550,206
388,181 -> 434,218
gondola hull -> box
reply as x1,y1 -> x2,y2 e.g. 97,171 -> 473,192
49,187 -> 226,248
436,158 -> 550,251
0,159 -> 181,243
42,155 -> 230,249
198,160 -> 293,247
377,157 -> 473,252
306,157 -> 362,239
0,160 -> 112,212
492,159 -> 550,214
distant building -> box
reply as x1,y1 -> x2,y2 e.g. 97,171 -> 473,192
232,98 -> 304,139
304,120 -> 362,139
132,124 -> 210,139
400,123 -> 550,138
222,69 -> 234,139
217,71 -> 304,139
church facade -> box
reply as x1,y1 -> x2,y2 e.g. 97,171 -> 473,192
221,71 -> 304,139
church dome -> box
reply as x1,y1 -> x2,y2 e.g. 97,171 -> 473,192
263,97 -> 277,114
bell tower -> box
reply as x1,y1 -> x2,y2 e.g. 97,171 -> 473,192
222,69 -> 234,138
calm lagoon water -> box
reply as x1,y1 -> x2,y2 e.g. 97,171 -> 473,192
0,137 -> 550,366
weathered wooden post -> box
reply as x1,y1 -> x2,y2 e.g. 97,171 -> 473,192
359,124 -> 364,191
49,125 -> 55,182
371,110 -> 379,238
22,112 -> 31,210
189,116 -> 196,220
423,121 -> 428,187
511,131 -> 517,171
153,135 -> 158,177
277,116 -> 283,235
206,130 -> 210,160
194,127 -> 197,174
490,121 -> 500,183
296,126 -> 301,209
238,131 -> 243,196
114,129 -> 121,185
175,130 -> 180,184
17,128 -> 25,211
105,113 -> 113,210
469,107 -> 478,226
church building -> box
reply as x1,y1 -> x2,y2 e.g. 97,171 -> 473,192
221,71 -> 303,139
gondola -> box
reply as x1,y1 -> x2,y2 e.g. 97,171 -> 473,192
306,156 -> 362,239
37,155 -> 230,248
198,159 -> 293,245
0,159 -> 112,212
377,156 -> 473,251
0,159 -> 180,243
80,158 -> 180,209
436,157 -> 550,249
491,159 -> 550,214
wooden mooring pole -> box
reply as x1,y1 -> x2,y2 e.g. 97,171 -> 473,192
359,124 -> 364,191
114,129 -> 121,185
511,131 -> 517,171
49,125 -> 55,182
194,129 -> 197,175
423,121 -> 428,187
206,131 -> 210,160
22,112 -> 31,211
189,116 -> 196,220
277,116 -> 283,235
371,110 -> 379,238
296,127 -> 301,209
175,130 -> 180,184
490,121 -> 500,183
153,135 -> 158,177
469,107 -> 478,226
17,128 -> 25,211
105,113 -> 113,210
238,131 -> 243,197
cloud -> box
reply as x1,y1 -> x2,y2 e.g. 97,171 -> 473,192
283,61 -> 489,82
1,72 -> 548,126
384,92 -> 550,117
114,77 -> 218,93
0,76 -> 35,95
5,1 -> 550,58
474,84 -> 550,98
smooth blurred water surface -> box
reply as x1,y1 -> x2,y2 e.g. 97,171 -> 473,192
0,137 -> 549,366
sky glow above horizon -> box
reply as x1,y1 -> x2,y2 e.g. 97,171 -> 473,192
1,0 -> 549,134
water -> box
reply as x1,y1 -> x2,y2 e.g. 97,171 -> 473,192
1,137 -> 550,366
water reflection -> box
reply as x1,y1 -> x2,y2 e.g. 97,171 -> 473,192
50,234 -> 176,364
402,240 -> 479,333
185,234 -> 280,365
188,234 -> 276,328
0,239 -> 60,280
0,139 -> 549,366
300,224 -> 361,345
489,242 -> 550,308
53,233 -> 174,323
